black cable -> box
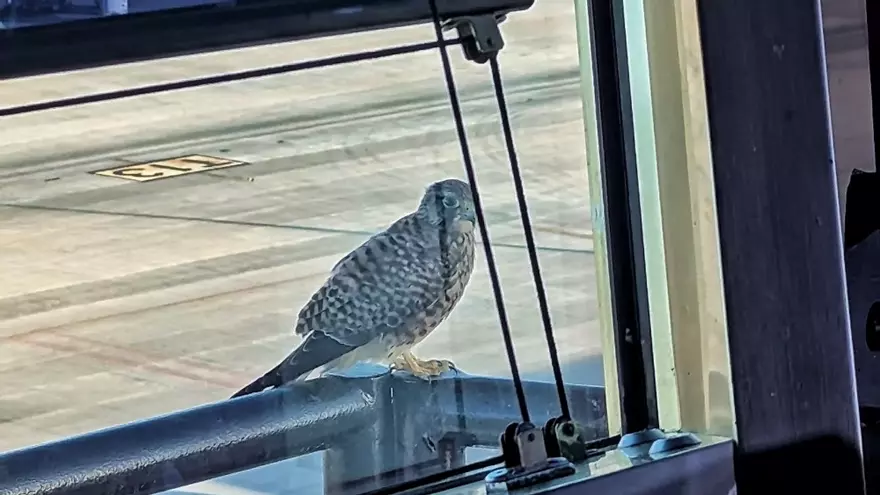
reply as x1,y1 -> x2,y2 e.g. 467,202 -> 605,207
0,39 -> 461,117
395,467 -> 499,495
426,2 -> 531,423
360,456 -> 502,495
487,55 -> 570,419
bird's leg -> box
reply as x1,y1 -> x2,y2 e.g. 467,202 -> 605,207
392,350 -> 456,379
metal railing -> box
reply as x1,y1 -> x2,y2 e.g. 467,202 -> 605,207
0,366 -> 606,495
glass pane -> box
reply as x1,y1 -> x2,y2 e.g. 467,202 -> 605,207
0,0 -> 613,492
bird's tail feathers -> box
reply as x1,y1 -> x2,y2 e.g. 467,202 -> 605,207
229,370 -> 283,399
229,331 -> 355,399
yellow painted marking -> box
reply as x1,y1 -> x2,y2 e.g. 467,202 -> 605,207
91,155 -> 249,182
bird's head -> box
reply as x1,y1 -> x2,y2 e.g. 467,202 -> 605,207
417,178 -> 476,233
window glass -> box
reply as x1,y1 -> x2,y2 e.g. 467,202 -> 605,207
0,0 -> 613,492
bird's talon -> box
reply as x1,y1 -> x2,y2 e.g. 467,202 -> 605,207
428,359 -> 456,373
414,358 -> 456,378
392,352 -> 456,379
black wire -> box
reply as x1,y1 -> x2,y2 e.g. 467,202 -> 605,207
426,4 -> 531,423
393,467 -> 499,495
0,39 -> 461,117
486,55 -> 571,419
360,456 -> 502,495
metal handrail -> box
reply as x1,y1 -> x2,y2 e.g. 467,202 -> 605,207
0,367 -> 606,495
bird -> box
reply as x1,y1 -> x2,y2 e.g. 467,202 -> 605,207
230,178 -> 477,398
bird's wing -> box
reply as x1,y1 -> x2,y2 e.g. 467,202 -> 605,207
295,217 -> 444,347
230,328 -> 354,397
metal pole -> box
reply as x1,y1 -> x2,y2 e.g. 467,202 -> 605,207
0,378 -> 378,495
321,364 -> 463,495
323,364 -> 396,495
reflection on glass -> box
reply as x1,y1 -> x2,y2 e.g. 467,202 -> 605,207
0,0 -> 607,492
0,0 -> 234,30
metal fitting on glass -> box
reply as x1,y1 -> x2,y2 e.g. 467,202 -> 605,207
443,14 -> 506,64
484,422 -> 575,493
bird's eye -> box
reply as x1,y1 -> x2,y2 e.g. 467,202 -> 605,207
442,196 -> 459,209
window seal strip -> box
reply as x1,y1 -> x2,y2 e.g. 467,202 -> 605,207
585,0 -> 659,433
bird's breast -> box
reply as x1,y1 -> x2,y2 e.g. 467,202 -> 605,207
413,231 -> 476,337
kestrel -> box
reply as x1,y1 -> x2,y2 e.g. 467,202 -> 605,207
231,178 -> 477,398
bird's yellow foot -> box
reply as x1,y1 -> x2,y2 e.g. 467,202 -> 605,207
392,351 -> 456,379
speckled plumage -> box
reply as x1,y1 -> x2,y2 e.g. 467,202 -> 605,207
231,179 -> 476,398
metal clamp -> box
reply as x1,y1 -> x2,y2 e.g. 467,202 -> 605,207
484,422 -> 575,493
443,14 -> 506,64
543,417 -> 605,463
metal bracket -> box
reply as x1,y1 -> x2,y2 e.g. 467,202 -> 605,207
443,14 -> 506,64
484,422 -> 575,493
543,417 -> 606,463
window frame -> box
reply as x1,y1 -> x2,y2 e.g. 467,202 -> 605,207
0,0 -> 532,79
696,0 -> 863,493
585,0 -> 660,435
